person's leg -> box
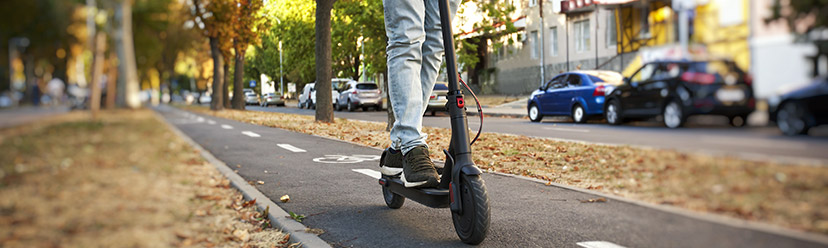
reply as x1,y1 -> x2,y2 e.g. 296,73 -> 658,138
418,0 -> 459,114
384,0 -> 427,155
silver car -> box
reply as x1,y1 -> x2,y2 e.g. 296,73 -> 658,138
260,93 -> 285,107
243,89 -> 258,105
426,82 -> 449,115
336,81 -> 382,111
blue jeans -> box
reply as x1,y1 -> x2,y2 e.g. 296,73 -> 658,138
384,0 -> 458,154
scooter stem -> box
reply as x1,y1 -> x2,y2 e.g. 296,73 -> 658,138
438,0 -> 471,156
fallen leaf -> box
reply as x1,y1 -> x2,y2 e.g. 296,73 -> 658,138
242,199 -> 256,208
305,228 -> 325,235
257,180 -> 265,185
580,197 -> 607,203
280,195 -> 290,203
232,229 -> 250,242
545,181 -> 552,186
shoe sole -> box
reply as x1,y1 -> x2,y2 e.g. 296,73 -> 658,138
400,171 -> 438,188
380,166 -> 402,176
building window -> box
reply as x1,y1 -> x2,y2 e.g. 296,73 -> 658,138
530,30 -> 539,59
607,10 -> 617,47
529,0 -> 537,7
550,27 -> 558,56
639,6 -> 651,38
574,19 -> 591,53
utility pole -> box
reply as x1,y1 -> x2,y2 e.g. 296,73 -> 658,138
539,0 -> 545,86
279,40 -> 283,95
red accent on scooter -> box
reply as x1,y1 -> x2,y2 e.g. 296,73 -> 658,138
456,97 -> 465,108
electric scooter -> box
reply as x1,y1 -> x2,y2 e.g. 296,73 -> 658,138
377,0 -> 490,244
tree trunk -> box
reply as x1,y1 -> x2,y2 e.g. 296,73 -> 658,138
114,0 -> 140,109
209,37 -> 224,111
223,62 -> 231,108
232,43 -> 245,110
106,51 -> 118,109
314,0 -> 335,123
90,33 -> 106,119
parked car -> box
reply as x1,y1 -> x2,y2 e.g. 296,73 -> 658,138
198,92 -> 212,104
336,81 -> 382,111
243,89 -> 258,105
299,83 -> 315,108
426,82 -> 449,116
260,92 -> 285,107
769,77 -> 828,135
528,70 -> 623,123
604,59 -> 755,128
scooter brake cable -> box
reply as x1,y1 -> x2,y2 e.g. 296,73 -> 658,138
458,74 -> 483,146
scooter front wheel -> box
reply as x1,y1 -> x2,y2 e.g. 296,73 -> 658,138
381,181 -> 405,209
451,174 -> 490,245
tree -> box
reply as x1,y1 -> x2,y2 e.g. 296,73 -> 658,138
230,0 -> 264,110
315,0 -> 335,123
455,0 -> 518,86
769,0 -> 828,76
191,0 -> 234,110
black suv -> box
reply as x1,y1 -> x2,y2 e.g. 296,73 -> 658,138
604,59 -> 755,128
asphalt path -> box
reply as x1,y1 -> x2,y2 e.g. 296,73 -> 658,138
243,104 -> 828,165
156,105 -> 825,247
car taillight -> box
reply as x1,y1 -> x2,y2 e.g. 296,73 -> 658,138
430,95 -> 436,99
593,85 -> 606,96
681,72 -> 716,85
280,95 -> 284,99
744,74 -> 753,86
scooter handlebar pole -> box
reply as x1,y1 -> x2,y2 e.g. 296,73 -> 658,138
438,0 -> 472,156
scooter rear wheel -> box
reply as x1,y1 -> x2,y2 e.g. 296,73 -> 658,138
381,182 -> 405,209
451,174 -> 490,245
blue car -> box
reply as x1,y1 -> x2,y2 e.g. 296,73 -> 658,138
527,70 -> 623,123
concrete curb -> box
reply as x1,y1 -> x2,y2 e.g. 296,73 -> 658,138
173,106 -> 828,245
153,109 -> 332,248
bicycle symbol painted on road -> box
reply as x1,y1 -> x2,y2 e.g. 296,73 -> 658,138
312,154 -> 381,164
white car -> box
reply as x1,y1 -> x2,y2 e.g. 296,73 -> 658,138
198,92 -> 212,104
300,80 -> 348,109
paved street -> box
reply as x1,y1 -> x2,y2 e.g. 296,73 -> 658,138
242,104 -> 828,165
0,106 -> 69,129
156,105 -> 826,247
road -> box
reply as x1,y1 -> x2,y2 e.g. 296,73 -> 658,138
242,104 -> 828,165
0,106 -> 69,129
156,105 -> 826,247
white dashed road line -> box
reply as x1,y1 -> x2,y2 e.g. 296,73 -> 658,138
277,144 -> 307,153
543,127 -> 590,133
241,131 -> 261,137
576,241 -> 627,248
207,120 -> 216,125
352,169 -> 381,179
221,124 -> 233,129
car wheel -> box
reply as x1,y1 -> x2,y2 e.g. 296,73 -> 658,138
729,115 -> 748,127
663,100 -> 685,128
777,101 -> 809,135
298,101 -> 304,109
335,100 -> 341,111
347,100 -> 355,112
605,100 -> 623,125
572,104 -> 586,124
528,104 -> 542,122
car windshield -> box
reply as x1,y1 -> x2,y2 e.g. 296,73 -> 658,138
357,83 -> 378,90
433,83 -> 448,90
687,61 -> 746,80
581,71 -> 623,85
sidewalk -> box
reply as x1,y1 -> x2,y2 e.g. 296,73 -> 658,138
467,97 -> 528,118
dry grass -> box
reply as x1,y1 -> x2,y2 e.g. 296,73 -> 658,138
183,105 -> 828,235
0,110 -> 295,248
468,95 -> 525,107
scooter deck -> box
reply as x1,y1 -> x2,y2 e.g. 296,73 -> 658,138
379,176 -> 450,208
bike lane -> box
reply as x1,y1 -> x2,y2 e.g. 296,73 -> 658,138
155,106 -> 826,248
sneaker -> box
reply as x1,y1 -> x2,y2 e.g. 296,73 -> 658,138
401,146 -> 440,188
379,148 -> 403,176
